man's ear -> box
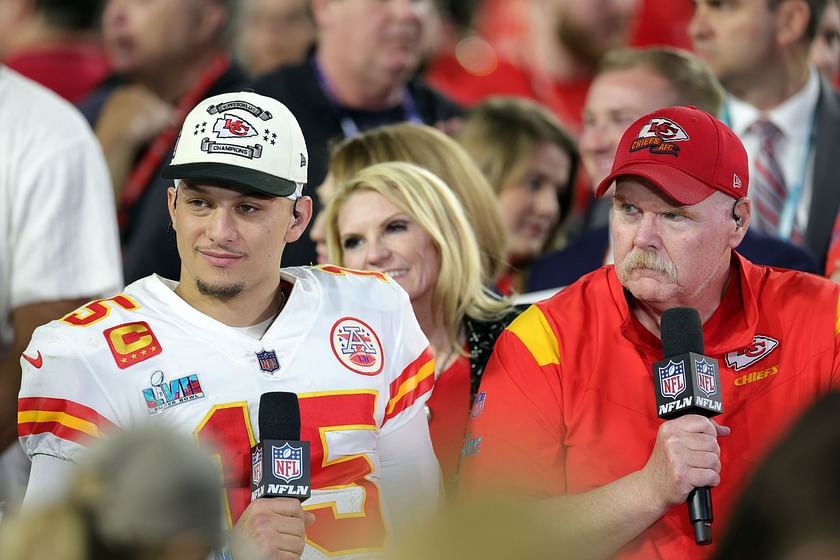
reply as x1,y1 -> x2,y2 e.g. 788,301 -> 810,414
310,0 -> 332,28
195,0 -> 228,46
285,196 -> 313,243
775,0 -> 811,47
730,197 -> 751,247
167,186 -> 178,231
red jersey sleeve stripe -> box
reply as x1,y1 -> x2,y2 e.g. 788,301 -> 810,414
18,420 -> 103,445
18,397 -> 115,441
384,347 -> 435,422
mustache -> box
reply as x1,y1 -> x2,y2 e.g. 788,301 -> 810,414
620,249 -> 677,283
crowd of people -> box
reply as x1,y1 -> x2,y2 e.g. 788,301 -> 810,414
2,1 -> 840,559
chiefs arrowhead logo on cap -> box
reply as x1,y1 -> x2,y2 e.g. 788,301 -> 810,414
213,113 -> 258,139
630,117 -> 690,156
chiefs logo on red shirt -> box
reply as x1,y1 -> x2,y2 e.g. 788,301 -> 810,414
213,113 -> 258,139
630,117 -> 690,156
725,335 -> 779,371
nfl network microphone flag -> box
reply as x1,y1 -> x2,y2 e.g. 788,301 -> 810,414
251,392 -> 311,501
653,307 -> 723,420
251,440 -> 311,500
654,307 -> 724,546
654,353 -> 723,420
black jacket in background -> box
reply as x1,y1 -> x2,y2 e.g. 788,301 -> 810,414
250,53 -> 464,267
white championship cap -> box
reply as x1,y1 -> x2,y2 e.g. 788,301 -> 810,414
163,91 -> 308,197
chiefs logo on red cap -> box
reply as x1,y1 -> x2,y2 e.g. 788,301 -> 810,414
630,117 -> 690,156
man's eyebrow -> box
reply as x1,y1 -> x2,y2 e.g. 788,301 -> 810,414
179,182 -> 274,200
179,183 -> 206,194
612,193 -> 689,211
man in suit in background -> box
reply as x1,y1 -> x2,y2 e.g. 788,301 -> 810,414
690,0 -> 840,269
526,47 -> 817,294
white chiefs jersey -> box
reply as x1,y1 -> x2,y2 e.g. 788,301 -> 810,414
19,265 -> 439,558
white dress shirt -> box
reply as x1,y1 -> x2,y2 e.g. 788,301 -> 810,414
723,67 -> 820,240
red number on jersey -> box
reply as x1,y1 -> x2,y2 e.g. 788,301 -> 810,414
194,402 -> 256,527
61,295 -> 139,327
300,391 -> 385,555
194,392 -> 385,555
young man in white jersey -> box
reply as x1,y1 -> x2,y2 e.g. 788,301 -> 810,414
17,91 -> 441,559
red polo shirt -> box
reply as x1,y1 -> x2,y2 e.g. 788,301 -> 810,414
461,253 -> 840,558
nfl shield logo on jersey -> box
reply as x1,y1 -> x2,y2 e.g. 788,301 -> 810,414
272,443 -> 303,483
256,349 -> 280,374
252,446 -> 263,484
470,392 -> 487,417
695,358 -> 717,396
659,360 -> 686,398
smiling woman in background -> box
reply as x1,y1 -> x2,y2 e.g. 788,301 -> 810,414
457,96 -> 579,295
324,161 -> 520,494
310,122 -> 507,284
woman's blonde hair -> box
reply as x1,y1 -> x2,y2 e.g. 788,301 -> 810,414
327,122 -> 507,282
324,161 -> 510,355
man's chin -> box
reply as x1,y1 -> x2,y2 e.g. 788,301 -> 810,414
195,278 -> 245,299
623,277 -> 676,303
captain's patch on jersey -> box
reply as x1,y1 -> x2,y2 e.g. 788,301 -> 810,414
142,370 -> 205,414
104,321 -> 162,369
330,317 -> 383,375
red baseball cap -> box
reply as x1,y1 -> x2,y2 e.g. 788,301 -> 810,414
595,106 -> 748,205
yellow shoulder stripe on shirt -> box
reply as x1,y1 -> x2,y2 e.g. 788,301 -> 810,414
506,305 -> 560,366
835,293 -> 840,335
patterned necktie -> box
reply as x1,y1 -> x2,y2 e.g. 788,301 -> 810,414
749,118 -> 788,237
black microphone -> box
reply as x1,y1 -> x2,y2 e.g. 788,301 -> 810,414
250,392 -> 311,501
652,307 -> 723,546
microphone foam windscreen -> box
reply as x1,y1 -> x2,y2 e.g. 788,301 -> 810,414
258,392 -> 301,441
660,307 -> 704,357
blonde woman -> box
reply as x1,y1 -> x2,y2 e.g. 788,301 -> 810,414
324,161 -> 520,494
310,122 -> 507,283
457,96 -> 579,294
